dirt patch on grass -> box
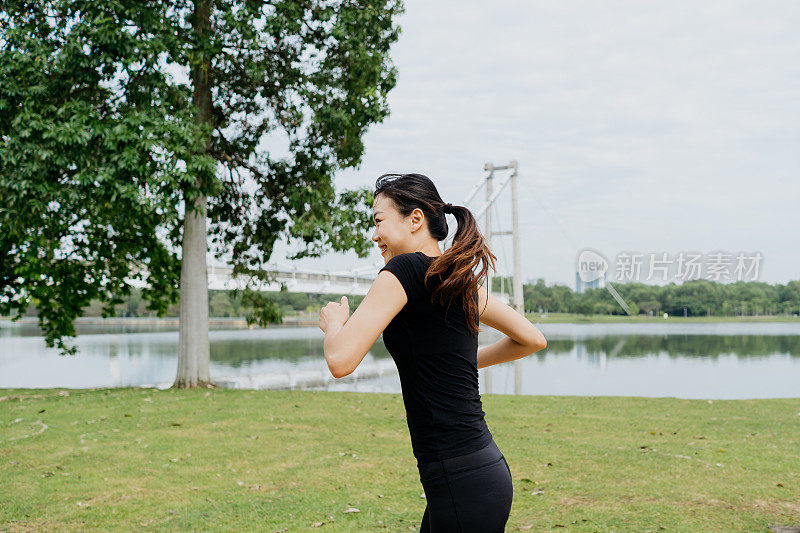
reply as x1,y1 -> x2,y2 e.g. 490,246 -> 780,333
752,499 -> 800,515
556,495 -> 598,507
2,517 -> 55,533
687,496 -> 800,517
0,394 -> 45,402
688,496 -> 736,510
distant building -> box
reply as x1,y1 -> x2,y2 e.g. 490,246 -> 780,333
575,271 -> 605,294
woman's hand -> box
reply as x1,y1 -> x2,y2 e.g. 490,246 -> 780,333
319,296 -> 350,334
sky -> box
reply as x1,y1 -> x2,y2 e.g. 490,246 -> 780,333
271,0 -> 800,287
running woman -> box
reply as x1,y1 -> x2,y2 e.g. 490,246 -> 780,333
319,173 -> 547,532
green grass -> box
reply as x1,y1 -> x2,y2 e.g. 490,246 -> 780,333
525,312 -> 800,323
1,389 -> 799,531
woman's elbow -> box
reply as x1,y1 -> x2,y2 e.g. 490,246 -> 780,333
330,364 -> 353,379
330,367 -> 350,379
328,358 -> 353,379
528,335 -> 547,353
326,355 -> 351,379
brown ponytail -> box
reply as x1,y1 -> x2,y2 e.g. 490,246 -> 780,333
374,173 -> 497,334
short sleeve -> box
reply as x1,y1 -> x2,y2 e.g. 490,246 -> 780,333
378,253 -> 420,302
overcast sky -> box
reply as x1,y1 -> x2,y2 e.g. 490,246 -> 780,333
271,0 -> 800,287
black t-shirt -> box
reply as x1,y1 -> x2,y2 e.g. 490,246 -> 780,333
379,251 -> 492,462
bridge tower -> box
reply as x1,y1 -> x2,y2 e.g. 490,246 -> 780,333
462,161 -> 526,395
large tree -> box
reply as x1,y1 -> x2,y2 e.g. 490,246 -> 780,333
0,0 -> 403,386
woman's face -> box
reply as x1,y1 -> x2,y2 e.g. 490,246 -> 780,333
371,194 -> 411,263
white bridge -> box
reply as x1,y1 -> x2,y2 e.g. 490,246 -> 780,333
204,162 -> 526,298
207,261 -> 383,296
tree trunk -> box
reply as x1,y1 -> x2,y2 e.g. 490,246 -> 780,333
174,0 -> 213,388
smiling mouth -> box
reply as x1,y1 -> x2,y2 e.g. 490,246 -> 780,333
379,246 -> 387,254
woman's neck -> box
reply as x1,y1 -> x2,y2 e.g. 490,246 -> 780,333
415,245 -> 442,258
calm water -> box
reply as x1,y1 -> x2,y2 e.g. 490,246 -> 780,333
1,320 -> 799,399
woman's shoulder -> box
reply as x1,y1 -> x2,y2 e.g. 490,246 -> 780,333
378,253 -> 431,302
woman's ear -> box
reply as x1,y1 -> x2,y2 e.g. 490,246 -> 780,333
409,207 -> 425,232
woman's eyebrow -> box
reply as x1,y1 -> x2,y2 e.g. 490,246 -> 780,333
372,211 -> 384,218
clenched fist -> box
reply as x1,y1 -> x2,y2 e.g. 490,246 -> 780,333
318,295 -> 350,333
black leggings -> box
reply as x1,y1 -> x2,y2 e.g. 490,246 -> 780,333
417,438 -> 513,532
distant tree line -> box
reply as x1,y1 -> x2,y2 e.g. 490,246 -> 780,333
6,278 -> 798,320
512,278 -> 800,317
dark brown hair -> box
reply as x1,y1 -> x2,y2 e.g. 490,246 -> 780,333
374,173 -> 497,333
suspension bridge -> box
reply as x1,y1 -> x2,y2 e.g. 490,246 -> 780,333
203,162 -> 526,393
204,161 -> 524,305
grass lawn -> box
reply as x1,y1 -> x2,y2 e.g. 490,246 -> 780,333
1,388 -> 798,531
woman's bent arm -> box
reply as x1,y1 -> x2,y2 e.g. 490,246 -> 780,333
477,336 -> 544,369
475,283 -> 547,369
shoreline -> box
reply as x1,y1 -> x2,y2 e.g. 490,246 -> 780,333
2,313 -> 798,329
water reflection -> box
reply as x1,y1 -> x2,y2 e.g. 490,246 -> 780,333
543,335 -> 800,360
0,321 -> 798,398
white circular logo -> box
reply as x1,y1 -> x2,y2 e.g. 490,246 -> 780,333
576,248 -> 608,283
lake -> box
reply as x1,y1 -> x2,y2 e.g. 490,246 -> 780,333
1,320 -> 798,399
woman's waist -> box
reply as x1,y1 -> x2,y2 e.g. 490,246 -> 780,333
416,435 -> 502,480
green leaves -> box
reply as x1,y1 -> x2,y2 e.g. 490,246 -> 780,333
1,0 -> 404,355
1,1 -> 195,354
239,289 -> 283,329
